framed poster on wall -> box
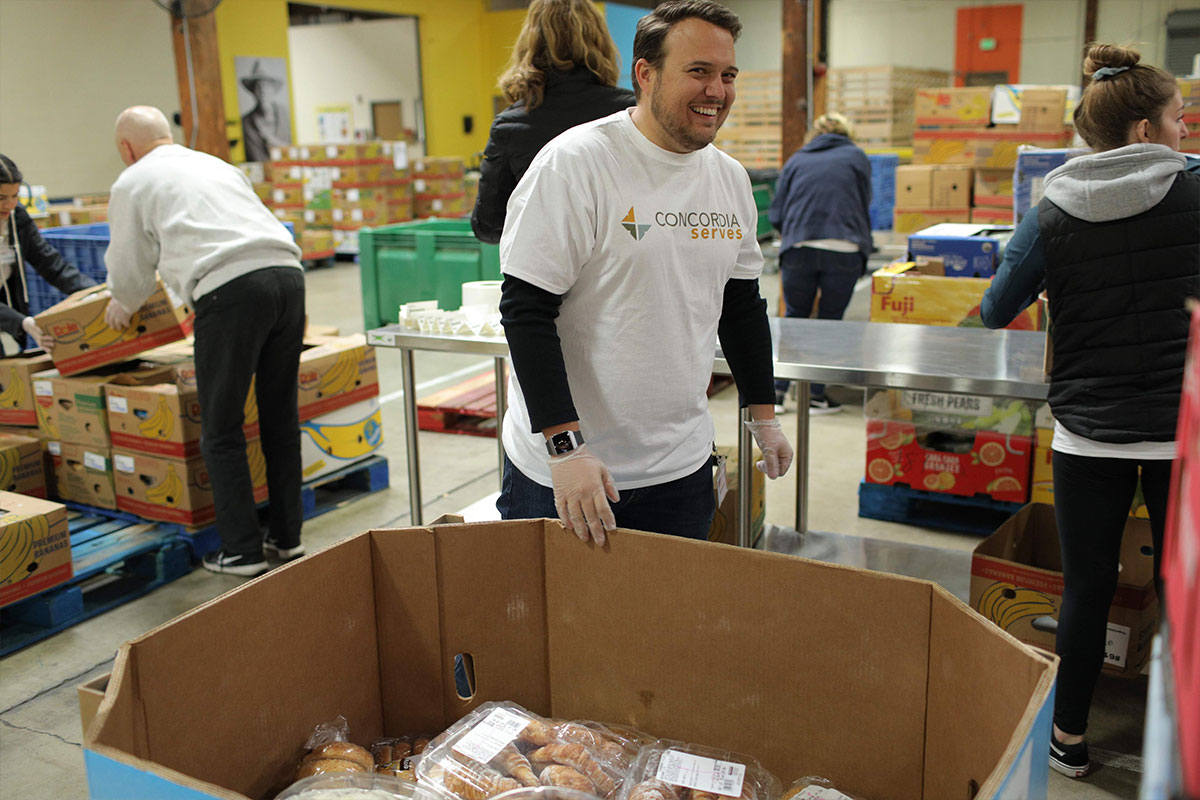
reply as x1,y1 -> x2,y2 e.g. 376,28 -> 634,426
316,106 -> 353,143
235,57 -> 292,162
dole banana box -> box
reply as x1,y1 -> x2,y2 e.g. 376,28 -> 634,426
0,433 -> 48,498
113,440 -> 268,527
32,363 -> 175,449
0,352 -> 53,426
300,397 -> 383,482
971,503 -> 1157,677
915,87 -> 993,127
35,282 -> 193,377
870,261 -> 1041,330
0,491 -> 70,609
48,441 -> 116,510
0,424 -> 53,489
297,335 -> 379,422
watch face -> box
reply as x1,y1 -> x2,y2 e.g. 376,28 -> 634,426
552,432 -> 574,454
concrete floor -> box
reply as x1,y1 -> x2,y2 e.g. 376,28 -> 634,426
0,248 -> 1150,799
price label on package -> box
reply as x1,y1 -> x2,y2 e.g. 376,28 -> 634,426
789,788 -> 853,800
114,454 -> 136,473
656,750 -> 745,798
451,708 -> 531,764
34,380 -> 52,397
108,396 -> 128,415
84,451 -> 107,471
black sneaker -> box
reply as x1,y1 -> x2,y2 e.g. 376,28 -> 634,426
809,396 -> 842,415
774,390 -> 787,416
202,550 -> 268,577
264,537 -> 306,561
1049,734 -> 1089,778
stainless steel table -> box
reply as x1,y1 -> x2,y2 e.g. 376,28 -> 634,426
367,319 -> 1049,533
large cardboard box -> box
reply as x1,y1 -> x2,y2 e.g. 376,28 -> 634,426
1014,89 -> 1069,133
33,363 -> 175,449
911,129 -> 980,165
707,446 -> 765,546
907,223 -> 1014,278
973,168 -> 1014,208
915,130 -> 1075,169
0,352 -> 53,426
112,441 -> 268,526
81,521 -> 1058,800
869,262 -> 1042,330
991,84 -> 1080,127
865,418 -> 1031,503
105,382 -> 202,459
971,503 -> 1157,677
298,335 -> 381,422
1029,404 -> 1054,506
48,441 -> 116,509
300,397 -> 384,481
894,166 -> 973,210
915,87 -> 992,127
971,207 -> 1013,225
0,491 -> 70,608
35,283 -> 193,376
0,432 -> 47,497
890,208 -> 971,235
865,388 -> 1038,437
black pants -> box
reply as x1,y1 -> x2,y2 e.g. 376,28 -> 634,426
194,267 -> 306,557
1051,450 -> 1171,735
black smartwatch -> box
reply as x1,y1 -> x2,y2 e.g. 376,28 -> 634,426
546,429 -> 585,457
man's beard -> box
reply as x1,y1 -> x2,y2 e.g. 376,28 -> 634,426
649,80 -> 721,152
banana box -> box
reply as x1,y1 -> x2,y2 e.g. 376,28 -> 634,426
300,397 -> 383,482
35,283 -> 194,377
0,352 -> 53,426
970,503 -> 1157,677
105,383 -> 202,460
0,491 -> 71,609
47,442 -> 116,509
0,425 -> 53,489
32,363 -> 176,449
297,335 -> 379,422
0,433 -> 47,497
113,440 -> 268,527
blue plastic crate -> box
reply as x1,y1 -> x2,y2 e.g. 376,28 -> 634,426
868,153 -> 899,231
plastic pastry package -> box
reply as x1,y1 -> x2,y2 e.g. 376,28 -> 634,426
277,772 -> 437,800
295,717 -> 378,782
492,786 -> 607,800
415,702 -> 637,800
372,735 -> 435,781
617,741 -> 782,800
780,777 -> 862,800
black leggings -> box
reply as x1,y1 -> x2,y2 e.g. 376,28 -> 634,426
1051,450 -> 1171,735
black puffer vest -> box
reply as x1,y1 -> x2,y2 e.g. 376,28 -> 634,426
1039,170 -> 1200,443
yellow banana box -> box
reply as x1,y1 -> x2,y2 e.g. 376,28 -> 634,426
0,433 -> 48,498
105,384 -> 202,460
296,335 -> 380,424
35,283 -> 194,377
113,440 -> 268,527
47,442 -> 116,510
970,503 -> 1157,678
0,352 -> 53,426
0,491 -> 70,608
300,398 -> 383,482
32,363 -> 177,449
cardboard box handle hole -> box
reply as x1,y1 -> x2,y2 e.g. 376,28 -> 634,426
454,652 -> 476,701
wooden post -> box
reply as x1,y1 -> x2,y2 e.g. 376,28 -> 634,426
781,0 -> 810,162
812,0 -> 826,120
170,10 -> 230,161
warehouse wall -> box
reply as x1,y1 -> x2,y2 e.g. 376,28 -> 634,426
0,0 -> 181,196
721,0 -> 783,73
286,18 -> 423,146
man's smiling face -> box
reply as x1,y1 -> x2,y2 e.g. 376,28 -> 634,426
639,17 -> 738,153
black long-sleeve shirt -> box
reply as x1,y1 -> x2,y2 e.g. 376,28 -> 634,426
1,205 -> 97,338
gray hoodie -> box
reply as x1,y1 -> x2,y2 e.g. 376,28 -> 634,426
1042,142 -> 1187,223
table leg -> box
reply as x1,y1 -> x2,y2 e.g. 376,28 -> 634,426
738,406 -> 753,547
494,357 -> 507,485
400,348 -> 423,526
795,382 -> 810,534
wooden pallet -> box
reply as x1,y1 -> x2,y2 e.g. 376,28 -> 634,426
857,480 -> 1022,536
1,511 -> 191,657
418,370 -> 499,438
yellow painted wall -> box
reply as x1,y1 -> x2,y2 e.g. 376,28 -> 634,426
214,0 -> 533,162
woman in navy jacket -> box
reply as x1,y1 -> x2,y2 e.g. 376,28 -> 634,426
767,114 -> 872,413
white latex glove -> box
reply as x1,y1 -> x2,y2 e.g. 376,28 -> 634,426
745,418 -> 794,479
547,444 -> 619,546
104,297 -> 133,331
21,316 -> 51,351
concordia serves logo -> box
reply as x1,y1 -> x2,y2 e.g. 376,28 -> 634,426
621,207 -> 651,241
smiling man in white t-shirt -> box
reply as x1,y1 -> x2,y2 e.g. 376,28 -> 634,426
497,0 -> 793,544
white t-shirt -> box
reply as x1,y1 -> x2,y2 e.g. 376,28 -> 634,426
500,110 -> 763,490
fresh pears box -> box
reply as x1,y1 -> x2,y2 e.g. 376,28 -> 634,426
865,388 -> 1038,436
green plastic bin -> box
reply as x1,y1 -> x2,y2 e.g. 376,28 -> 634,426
359,219 -> 502,330
751,182 -> 775,241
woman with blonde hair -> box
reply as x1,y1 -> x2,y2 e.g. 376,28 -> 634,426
767,112 -> 872,413
982,43 -> 1198,778
471,0 -> 634,244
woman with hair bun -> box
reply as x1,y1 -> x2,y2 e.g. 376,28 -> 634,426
471,0 -> 635,244
982,44 -> 1198,778
0,154 -> 97,354
767,112 -> 872,414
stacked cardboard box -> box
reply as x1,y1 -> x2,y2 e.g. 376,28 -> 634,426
1180,78 -> 1200,155
869,260 -> 1039,330
826,66 -> 951,149
0,492 -> 70,608
712,71 -> 783,169
411,157 -> 467,219
892,164 -> 973,233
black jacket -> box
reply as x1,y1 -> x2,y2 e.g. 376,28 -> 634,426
1,204 -> 97,340
471,68 -> 635,244
1039,171 -> 1200,443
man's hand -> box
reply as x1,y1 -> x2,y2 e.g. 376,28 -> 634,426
21,317 -> 51,351
547,445 -> 619,546
745,418 -> 794,479
104,297 -> 133,330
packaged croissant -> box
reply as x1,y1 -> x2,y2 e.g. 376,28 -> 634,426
780,777 -> 862,800
493,786 -> 604,800
276,772 -> 436,800
617,741 -> 781,800
415,702 -> 630,800
550,720 -> 649,774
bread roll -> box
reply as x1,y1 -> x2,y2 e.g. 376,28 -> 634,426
296,757 -> 367,781
303,741 -> 374,772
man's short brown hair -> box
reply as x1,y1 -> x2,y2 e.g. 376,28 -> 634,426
631,0 -> 742,100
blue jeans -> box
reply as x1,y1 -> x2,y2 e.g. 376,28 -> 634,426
497,455 -> 716,540
776,246 -> 865,398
